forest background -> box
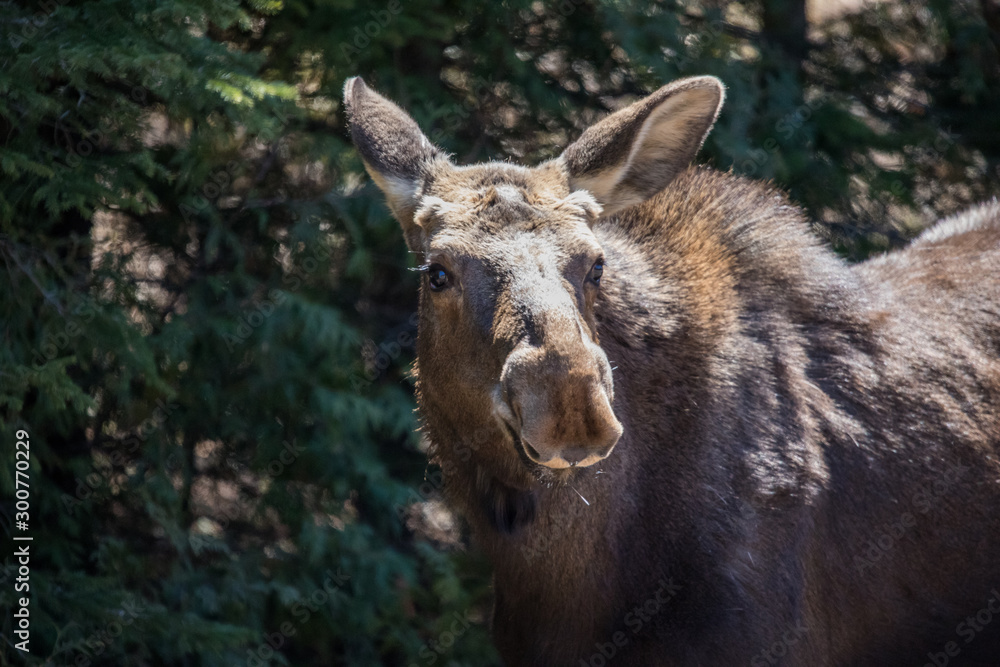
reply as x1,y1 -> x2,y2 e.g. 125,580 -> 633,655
2,0 -> 1000,664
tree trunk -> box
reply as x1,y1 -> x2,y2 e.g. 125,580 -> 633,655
761,0 -> 809,64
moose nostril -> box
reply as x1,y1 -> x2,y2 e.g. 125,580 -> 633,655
521,439 -> 543,462
492,384 -> 522,431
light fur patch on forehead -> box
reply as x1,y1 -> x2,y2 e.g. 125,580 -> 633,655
495,184 -> 524,203
469,184 -> 531,212
414,182 -> 602,239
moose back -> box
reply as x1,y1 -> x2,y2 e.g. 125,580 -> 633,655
344,75 -> 1000,666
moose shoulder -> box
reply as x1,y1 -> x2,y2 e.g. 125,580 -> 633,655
343,76 -> 1000,666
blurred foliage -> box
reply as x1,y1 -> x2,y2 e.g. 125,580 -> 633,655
1,0 -> 998,665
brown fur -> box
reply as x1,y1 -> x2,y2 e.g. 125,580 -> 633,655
344,76 -> 1000,666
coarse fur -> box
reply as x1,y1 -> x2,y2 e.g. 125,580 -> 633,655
343,75 -> 1000,666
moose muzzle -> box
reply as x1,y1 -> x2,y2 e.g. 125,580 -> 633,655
496,334 -> 623,470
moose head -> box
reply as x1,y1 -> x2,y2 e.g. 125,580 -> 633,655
343,76 -> 723,477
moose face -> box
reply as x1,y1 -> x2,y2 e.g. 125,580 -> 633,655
343,75 -> 723,476
412,162 -> 622,470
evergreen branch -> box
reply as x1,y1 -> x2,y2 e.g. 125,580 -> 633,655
0,239 -> 66,317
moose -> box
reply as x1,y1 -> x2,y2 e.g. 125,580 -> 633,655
343,75 -> 1000,665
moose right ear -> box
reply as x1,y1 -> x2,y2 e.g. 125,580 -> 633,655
343,77 -> 443,249
560,76 -> 724,217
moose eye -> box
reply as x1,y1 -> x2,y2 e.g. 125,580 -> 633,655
426,263 -> 451,291
589,259 -> 604,286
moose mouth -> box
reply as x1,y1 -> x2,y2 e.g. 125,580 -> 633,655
501,421 -> 598,485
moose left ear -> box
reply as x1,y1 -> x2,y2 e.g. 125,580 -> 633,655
343,77 -> 445,250
559,76 -> 725,216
